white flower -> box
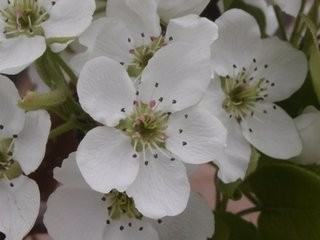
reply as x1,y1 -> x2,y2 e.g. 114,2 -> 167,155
44,153 -> 215,240
76,43 -> 227,218
201,9 -> 306,183
158,0 -> 210,23
265,0 -> 301,17
0,0 -> 95,75
71,0 -> 218,76
292,106 -> 320,165
0,75 -> 51,240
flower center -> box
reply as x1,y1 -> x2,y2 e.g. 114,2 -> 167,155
127,35 -> 166,77
1,0 -> 50,38
221,62 -> 275,121
117,101 -> 169,152
0,138 -> 22,180
103,190 -> 142,220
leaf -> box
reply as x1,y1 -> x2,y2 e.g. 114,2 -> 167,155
310,45 -> 320,101
218,179 -> 243,200
223,0 -> 236,10
248,164 -> 320,240
213,212 -> 259,240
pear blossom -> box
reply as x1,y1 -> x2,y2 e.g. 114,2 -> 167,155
265,0 -> 301,17
44,153 -> 215,240
292,106 -> 320,165
76,43 -> 227,218
71,0 -> 218,77
201,9 -> 306,183
0,75 -> 51,240
0,0 -> 95,75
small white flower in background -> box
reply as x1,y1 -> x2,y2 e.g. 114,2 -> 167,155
71,0 -> 218,78
44,153 -> 215,240
265,0 -> 301,17
76,43 -> 227,218
0,0 -> 95,75
201,9 -> 307,183
0,75 -> 51,240
292,106 -> 320,165
158,0 -> 210,23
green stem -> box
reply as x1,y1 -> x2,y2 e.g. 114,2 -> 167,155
290,0 -> 307,47
48,50 -> 78,86
49,119 -> 76,139
18,88 -> 68,111
237,206 -> 261,216
274,5 -> 288,41
243,192 -> 260,206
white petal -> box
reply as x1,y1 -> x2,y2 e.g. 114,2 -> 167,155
77,126 -> 139,193
103,217 -> 159,240
107,0 -> 161,45
71,17 -> 134,74
0,176 -> 40,240
42,0 -> 95,50
77,57 -> 136,127
44,187 -> 106,240
14,110 -> 51,175
166,107 -> 227,164
293,108 -> 320,165
0,36 -> 46,74
152,193 -> 214,240
0,75 -> 25,138
211,9 -> 261,76
166,14 -> 218,47
241,102 -> 302,159
252,37 -> 307,102
158,0 -> 210,23
126,151 -> 190,219
217,121 -> 252,183
273,0 -> 301,17
54,152 -> 90,189
139,43 -> 211,113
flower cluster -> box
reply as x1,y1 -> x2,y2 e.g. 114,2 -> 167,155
0,0 -> 319,239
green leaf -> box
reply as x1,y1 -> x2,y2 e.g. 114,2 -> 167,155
248,164 -> 320,240
213,212 -> 259,240
223,0 -> 236,10
310,45 -> 320,102
218,179 -> 243,200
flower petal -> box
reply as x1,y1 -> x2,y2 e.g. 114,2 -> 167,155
126,151 -> 190,219
54,152 -> 90,189
293,108 -> 320,165
77,126 -> 139,193
103,217 -> 159,240
241,102 -> 302,159
139,43 -> 211,113
211,9 -> 261,76
158,0 -> 210,23
0,176 -> 40,240
44,187 -> 106,240
166,14 -> 218,47
42,0 -> 95,41
166,107 -> 227,164
77,57 -> 136,127
71,17 -> 134,74
273,0 -> 301,17
107,0 -> 161,45
0,75 -> 25,138
251,37 -> 307,102
152,193 -> 214,240
217,122 -> 252,183
14,110 -> 51,175
0,36 -> 46,74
